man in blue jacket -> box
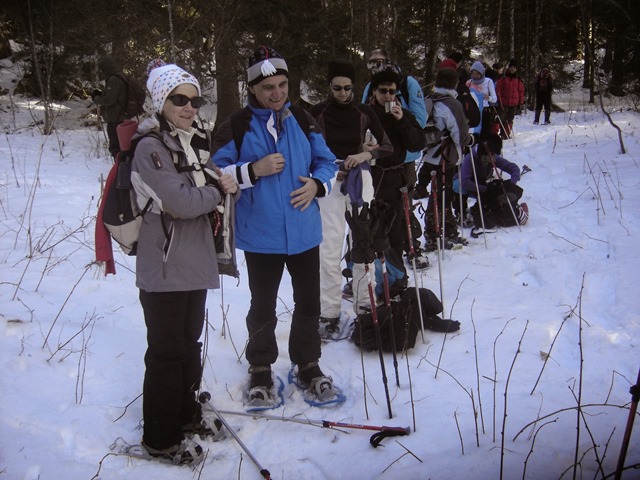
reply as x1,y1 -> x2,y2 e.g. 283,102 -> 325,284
212,46 -> 339,408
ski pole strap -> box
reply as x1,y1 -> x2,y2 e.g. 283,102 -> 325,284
369,426 -> 411,447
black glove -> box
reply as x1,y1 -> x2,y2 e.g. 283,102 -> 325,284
345,202 -> 376,264
91,89 -> 102,101
369,199 -> 396,253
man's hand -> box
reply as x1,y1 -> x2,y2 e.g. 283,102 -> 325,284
290,176 -> 318,211
253,153 -> 285,177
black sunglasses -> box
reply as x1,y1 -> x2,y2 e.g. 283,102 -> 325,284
377,87 -> 397,95
331,85 -> 353,92
167,94 -> 205,108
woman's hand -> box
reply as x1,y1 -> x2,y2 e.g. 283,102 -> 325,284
343,151 -> 372,170
212,166 -> 238,194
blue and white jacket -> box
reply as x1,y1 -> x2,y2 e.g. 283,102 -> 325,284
212,100 -> 337,255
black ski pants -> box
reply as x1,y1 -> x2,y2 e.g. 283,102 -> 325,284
244,247 -> 321,368
139,289 -> 206,449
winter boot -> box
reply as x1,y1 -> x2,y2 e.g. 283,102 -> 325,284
298,362 -> 336,402
247,365 -> 274,406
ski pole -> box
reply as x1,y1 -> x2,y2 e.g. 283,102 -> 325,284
468,147 -> 488,249
429,171 -> 446,333
198,392 -> 272,480
364,261 -> 394,419
492,105 -> 510,140
484,143 -> 522,231
400,186 -> 426,344
614,367 -> 640,480
378,251 -> 400,387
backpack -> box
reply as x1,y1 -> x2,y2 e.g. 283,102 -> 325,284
351,287 -> 444,352
457,85 -> 481,128
114,73 -> 146,118
228,104 -> 312,152
423,95 -> 446,148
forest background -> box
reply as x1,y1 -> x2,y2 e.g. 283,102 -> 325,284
1,0 -> 639,133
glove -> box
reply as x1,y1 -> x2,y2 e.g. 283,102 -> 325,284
369,199 -> 395,253
91,89 -> 102,101
345,202 -> 376,264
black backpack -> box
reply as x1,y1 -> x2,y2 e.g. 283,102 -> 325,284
423,95 -> 446,148
351,288 -> 445,352
114,73 -> 146,118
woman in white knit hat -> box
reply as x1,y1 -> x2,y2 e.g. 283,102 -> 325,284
130,65 -> 239,465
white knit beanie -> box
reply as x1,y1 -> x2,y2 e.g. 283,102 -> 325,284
146,64 -> 201,113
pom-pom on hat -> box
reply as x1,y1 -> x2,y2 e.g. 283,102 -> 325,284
435,68 -> 459,90
146,58 -> 167,76
370,68 -> 401,91
247,46 -> 288,86
327,60 -> 356,83
146,64 -> 201,113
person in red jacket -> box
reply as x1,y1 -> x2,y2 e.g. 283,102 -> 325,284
496,59 -> 524,138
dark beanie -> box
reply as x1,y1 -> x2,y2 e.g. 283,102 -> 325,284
435,68 -> 459,89
508,59 -> 518,68
479,134 -> 503,156
247,46 -> 289,86
370,68 -> 401,91
327,60 -> 356,83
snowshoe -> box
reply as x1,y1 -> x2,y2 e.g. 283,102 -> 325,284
111,437 -> 204,467
405,251 -> 429,270
288,362 -> 346,407
182,416 -> 225,442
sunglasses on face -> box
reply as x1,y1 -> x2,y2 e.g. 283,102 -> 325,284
167,94 -> 205,108
331,84 -> 353,92
377,87 -> 397,95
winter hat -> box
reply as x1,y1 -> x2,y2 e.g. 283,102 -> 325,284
508,59 -> 518,68
327,60 -> 356,83
370,68 -> 401,91
492,62 -> 502,70
247,46 -> 288,86
435,67 -> 458,90
541,67 -> 550,75
479,134 -> 503,156
470,61 -> 485,76
146,64 -> 201,113
438,58 -> 458,71
146,58 -> 167,76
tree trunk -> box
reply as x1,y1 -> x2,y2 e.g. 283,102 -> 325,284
214,34 -> 241,126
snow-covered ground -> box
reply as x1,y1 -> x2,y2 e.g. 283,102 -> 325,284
1,71 -> 639,480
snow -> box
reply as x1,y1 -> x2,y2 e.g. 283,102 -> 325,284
1,80 -> 639,480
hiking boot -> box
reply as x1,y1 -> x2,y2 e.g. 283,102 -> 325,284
543,121 -> 551,125
517,203 -> 529,225
182,417 -> 224,442
319,316 -> 340,339
248,365 -> 274,406
142,438 -> 204,466
342,280 -> 353,298
533,121 -> 539,125
298,362 -> 336,402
